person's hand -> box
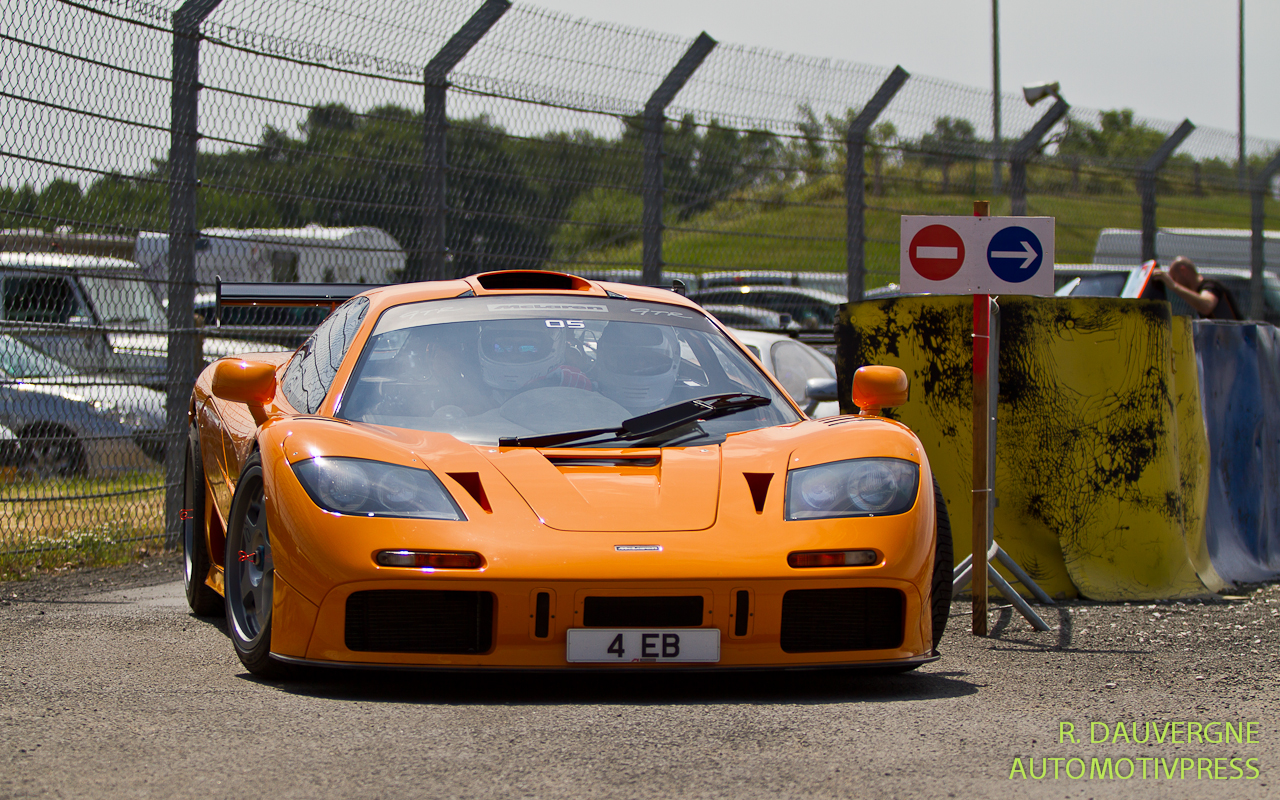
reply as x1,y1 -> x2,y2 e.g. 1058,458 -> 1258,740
1150,267 -> 1173,286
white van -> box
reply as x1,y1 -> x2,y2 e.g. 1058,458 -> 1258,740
1093,228 -> 1280,271
133,225 -> 406,302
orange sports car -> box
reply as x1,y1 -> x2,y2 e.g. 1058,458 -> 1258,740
184,270 -> 951,676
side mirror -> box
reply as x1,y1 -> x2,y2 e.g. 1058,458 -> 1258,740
211,359 -> 277,425
852,366 -> 908,416
803,377 -> 838,415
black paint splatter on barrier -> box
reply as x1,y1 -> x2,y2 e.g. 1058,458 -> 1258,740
842,295 -> 1195,599
997,298 -> 1182,593
838,297 -> 970,434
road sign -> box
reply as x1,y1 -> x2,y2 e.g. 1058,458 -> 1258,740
907,225 -> 966,281
900,216 -> 1054,295
986,226 -> 1044,282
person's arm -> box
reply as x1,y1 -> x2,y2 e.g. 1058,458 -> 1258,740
1151,269 -> 1220,316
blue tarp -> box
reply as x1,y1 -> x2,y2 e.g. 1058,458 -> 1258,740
1194,321 -> 1280,583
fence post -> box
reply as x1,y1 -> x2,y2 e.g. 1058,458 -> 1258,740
1249,151 -> 1280,319
164,0 -> 222,550
641,32 -> 717,287
1008,97 -> 1068,216
846,66 -> 908,302
412,0 -> 510,284
1139,119 -> 1195,262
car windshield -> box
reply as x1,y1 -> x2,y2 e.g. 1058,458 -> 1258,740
0,334 -> 77,378
79,276 -> 165,326
1067,273 -> 1128,297
336,296 -> 800,446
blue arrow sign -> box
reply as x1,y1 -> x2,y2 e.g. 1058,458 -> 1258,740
986,226 -> 1044,283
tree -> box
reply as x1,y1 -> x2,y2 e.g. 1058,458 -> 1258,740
789,103 -> 829,181
869,121 -> 899,197
918,116 -> 979,194
1056,109 -> 1166,163
549,187 -> 642,262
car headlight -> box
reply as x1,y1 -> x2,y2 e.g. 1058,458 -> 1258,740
292,457 -> 466,520
785,457 -> 919,520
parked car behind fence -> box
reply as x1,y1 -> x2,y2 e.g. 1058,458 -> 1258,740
0,333 -> 165,477
0,252 -> 278,388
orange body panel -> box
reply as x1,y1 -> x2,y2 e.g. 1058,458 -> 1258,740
191,273 -> 941,671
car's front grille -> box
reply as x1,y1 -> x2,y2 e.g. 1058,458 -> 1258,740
582,595 -> 704,627
779,588 -> 904,652
345,590 -> 493,653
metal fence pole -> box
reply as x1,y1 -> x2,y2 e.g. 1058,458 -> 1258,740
641,32 -> 717,287
413,0 -> 510,284
846,67 -> 908,303
1249,151 -> 1280,319
1008,97 -> 1068,216
164,0 -> 222,549
1139,119 -> 1195,262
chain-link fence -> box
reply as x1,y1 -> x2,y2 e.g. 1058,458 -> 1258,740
3,0 -> 1279,572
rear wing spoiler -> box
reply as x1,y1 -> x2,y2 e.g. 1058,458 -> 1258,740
216,278 -> 386,318
214,275 -> 686,320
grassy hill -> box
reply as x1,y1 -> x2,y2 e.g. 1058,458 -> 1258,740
575,175 -> 1279,288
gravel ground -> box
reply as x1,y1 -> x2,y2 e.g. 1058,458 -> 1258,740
1,556 -> 1277,800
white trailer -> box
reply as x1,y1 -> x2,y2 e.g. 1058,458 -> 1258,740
134,226 -> 406,299
1093,227 -> 1280,271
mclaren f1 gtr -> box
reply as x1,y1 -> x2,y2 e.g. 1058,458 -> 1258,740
184,270 -> 951,675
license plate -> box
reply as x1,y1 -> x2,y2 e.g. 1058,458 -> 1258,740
566,629 -> 720,663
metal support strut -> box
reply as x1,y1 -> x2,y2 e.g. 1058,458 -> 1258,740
960,201 -> 1051,633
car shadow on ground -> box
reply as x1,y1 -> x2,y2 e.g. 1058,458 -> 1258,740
183,602 -> 979,706
258,664 -> 979,707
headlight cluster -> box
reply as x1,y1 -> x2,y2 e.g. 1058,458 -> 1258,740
292,457 -> 466,520
785,457 -> 919,520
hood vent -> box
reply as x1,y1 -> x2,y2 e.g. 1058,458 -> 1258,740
743,472 -> 773,514
820,416 -> 864,427
446,472 -> 491,513
546,456 -> 659,468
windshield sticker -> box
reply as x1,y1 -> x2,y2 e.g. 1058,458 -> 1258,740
486,303 -> 610,313
373,297 -> 716,337
629,307 -> 692,318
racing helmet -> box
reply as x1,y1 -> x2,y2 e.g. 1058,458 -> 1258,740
594,322 -> 680,411
478,320 -> 565,391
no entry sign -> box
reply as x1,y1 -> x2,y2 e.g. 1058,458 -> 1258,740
900,216 -> 1054,295
908,224 -> 965,281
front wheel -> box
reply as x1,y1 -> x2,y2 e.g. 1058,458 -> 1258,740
224,451 -> 285,677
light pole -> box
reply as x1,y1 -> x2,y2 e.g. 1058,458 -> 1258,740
1239,0 -> 1246,192
992,0 -> 1003,192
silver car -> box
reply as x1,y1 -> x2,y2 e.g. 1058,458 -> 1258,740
0,252 -> 280,389
0,334 -> 165,477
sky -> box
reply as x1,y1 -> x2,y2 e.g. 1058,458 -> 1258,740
5,0 -> 1276,191
529,0 -> 1280,144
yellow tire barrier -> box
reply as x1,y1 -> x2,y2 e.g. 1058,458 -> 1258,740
837,295 -> 1223,601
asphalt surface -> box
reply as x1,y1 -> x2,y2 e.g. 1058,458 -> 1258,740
1,554 -> 1277,800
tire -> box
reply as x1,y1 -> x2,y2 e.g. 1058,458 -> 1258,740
930,476 -> 954,651
20,424 -> 85,478
224,451 -> 287,678
184,426 -> 223,616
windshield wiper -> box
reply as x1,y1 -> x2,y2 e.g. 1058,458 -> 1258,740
498,393 -> 771,449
